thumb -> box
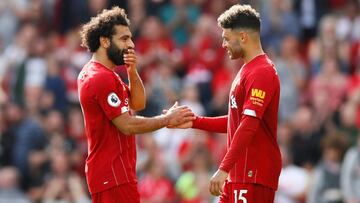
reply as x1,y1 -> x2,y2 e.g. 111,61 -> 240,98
171,101 -> 179,108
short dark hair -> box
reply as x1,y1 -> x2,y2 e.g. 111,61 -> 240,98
80,7 -> 130,53
217,4 -> 260,32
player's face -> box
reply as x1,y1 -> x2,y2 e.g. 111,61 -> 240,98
221,28 -> 245,60
106,25 -> 134,66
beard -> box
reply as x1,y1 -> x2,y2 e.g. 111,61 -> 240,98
229,46 -> 245,60
106,40 -> 127,66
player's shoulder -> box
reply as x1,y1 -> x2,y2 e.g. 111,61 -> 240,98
248,55 -> 276,74
88,63 -> 116,80
81,65 -> 117,91
249,64 -> 277,78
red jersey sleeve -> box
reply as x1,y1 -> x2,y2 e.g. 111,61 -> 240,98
192,115 -> 228,133
242,72 -> 276,119
219,115 -> 260,173
92,72 -> 129,120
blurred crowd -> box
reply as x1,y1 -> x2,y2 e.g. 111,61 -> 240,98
0,0 -> 360,203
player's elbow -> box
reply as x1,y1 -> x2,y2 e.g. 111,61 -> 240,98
133,104 -> 146,111
118,127 -> 133,136
130,94 -> 146,111
130,102 -> 146,111
114,123 -> 134,136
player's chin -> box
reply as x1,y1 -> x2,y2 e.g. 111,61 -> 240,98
228,54 -> 235,60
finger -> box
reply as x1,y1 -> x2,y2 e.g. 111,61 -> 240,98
212,181 -> 219,196
215,182 -> 222,196
209,181 -> 216,196
124,53 -> 136,58
167,125 -> 175,128
180,108 -> 194,113
127,48 -> 135,54
124,58 -> 137,63
170,101 -> 179,109
180,109 -> 194,115
181,111 -> 195,117
124,53 -> 137,59
220,182 -> 224,193
183,116 -> 196,122
175,105 -> 190,111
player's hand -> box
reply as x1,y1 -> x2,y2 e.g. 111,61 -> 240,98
164,102 -> 195,127
124,49 -> 137,71
162,108 -> 194,129
209,169 -> 228,196
169,121 -> 193,129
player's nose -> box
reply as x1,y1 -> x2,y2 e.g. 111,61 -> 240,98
222,41 -> 227,49
127,40 -> 135,49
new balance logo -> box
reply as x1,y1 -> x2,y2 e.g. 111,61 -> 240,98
230,95 -> 238,109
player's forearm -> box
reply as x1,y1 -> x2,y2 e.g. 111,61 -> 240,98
128,68 -> 146,111
117,115 -> 168,135
192,115 -> 228,133
219,115 -> 260,172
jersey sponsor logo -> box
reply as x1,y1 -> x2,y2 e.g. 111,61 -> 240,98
107,92 -> 121,107
251,88 -> 266,99
230,94 -> 238,109
250,88 -> 265,107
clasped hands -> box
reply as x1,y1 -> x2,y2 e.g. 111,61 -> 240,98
161,101 -> 195,128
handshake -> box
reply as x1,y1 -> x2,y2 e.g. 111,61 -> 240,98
162,101 -> 195,129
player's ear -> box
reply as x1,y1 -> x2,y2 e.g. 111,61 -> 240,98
239,32 -> 247,42
100,37 -> 110,49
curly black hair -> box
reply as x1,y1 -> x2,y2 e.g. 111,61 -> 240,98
80,6 -> 130,53
217,4 -> 260,32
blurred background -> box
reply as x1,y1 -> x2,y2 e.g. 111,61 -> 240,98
0,0 -> 360,202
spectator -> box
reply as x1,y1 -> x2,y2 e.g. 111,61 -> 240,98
276,35 -> 306,121
336,0 -> 360,43
294,0 -> 329,42
308,56 -> 348,124
175,147 -> 214,203
42,150 -> 90,203
158,0 -> 200,46
340,133 -> 360,203
307,133 -> 349,203
3,102 -> 46,190
290,105 -> 325,168
275,145 -> 309,203
139,158 -> 175,203
261,0 -> 299,52
0,167 -> 30,203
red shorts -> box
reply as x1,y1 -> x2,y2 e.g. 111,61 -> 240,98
91,182 -> 140,203
219,181 -> 275,203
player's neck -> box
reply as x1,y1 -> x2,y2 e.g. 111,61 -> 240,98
243,45 -> 264,64
92,52 -> 116,71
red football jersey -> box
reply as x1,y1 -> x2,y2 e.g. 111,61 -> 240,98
78,61 -> 137,194
226,54 -> 281,190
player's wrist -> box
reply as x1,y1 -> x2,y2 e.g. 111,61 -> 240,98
192,116 -> 201,128
159,114 -> 170,127
126,66 -> 138,74
218,166 -> 230,173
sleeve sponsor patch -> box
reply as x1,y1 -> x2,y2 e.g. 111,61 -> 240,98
107,92 -> 121,107
250,88 -> 266,106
